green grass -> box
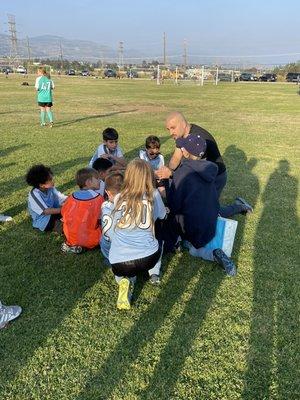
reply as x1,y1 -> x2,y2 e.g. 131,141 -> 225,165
0,75 -> 299,400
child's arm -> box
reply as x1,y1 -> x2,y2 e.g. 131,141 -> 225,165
43,207 -> 61,215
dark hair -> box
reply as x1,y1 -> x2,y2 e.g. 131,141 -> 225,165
105,172 -> 124,194
92,157 -> 113,172
76,168 -> 98,189
145,135 -> 160,149
26,164 -> 53,188
102,127 -> 119,141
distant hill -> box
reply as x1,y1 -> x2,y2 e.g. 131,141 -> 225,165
0,34 -> 145,62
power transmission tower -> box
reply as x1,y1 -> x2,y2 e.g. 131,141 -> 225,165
163,32 -> 167,65
7,14 -> 19,67
118,41 -> 124,68
59,41 -> 64,71
26,36 -> 31,67
183,39 -> 187,69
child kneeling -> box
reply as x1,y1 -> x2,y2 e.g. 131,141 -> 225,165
61,168 -> 104,253
108,159 -> 166,310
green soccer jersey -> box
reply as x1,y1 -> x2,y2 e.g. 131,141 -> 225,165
35,76 -> 54,103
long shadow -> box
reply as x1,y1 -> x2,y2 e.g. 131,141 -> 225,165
0,144 -> 30,158
0,216 -> 107,393
74,258 -> 205,400
0,156 -> 89,201
222,145 -> 260,264
242,160 -> 299,399
54,110 -> 138,127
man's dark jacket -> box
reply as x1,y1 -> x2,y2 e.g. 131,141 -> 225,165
167,158 -> 220,248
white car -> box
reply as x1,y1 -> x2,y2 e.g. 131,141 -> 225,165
16,66 -> 27,74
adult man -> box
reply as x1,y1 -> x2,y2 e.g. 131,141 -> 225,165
156,111 -> 252,217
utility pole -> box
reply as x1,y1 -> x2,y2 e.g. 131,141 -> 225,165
118,41 -> 124,68
7,14 -> 18,67
163,32 -> 166,65
183,39 -> 187,69
26,36 -> 31,69
59,41 -> 64,71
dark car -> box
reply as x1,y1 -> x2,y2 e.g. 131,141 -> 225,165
259,73 -> 277,82
1,66 -> 13,73
66,69 -> 76,76
104,69 -> 117,78
127,70 -> 138,78
218,73 -> 232,82
286,72 -> 300,82
81,70 -> 90,76
239,73 -> 257,81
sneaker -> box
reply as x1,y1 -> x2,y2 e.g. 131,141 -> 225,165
0,302 -> 22,329
0,214 -> 13,222
49,122 -> 54,128
117,278 -> 131,310
40,123 -> 46,127
150,274 -> 161,285
235,197 -> 253,215
61,242 -> 82,254
213,248 -> 237,277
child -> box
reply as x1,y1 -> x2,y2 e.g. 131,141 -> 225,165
61,168 -> 104,253
92,157 -> 113,196
89,127 -> 126,170
164,134 -> 236,276
139,135 -> 164,170
35,67 -> 55,127
109,159 -> 166,310
26,164 -> 67,232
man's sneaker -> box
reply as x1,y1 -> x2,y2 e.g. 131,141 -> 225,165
0,302 -> 22,329
117,278 -> 131,310
235,197 -> 253,215
150,274 -> 161,285
213,248 -> 237,277
0,214 -> 13,222
61,242 -> 82,254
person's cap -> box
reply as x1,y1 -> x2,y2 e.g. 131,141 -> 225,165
176,134 -> 207,157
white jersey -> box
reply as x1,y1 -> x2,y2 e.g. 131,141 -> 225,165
109,190 -> 166,264
139,149 -> 164,170
89,143 -> 124,167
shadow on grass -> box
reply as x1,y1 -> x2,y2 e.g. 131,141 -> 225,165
0,144 -> 30,158
242,160 -> 299,400
74,257 -> 224,400
54,110 -> 138,127
0,156 -> 89,201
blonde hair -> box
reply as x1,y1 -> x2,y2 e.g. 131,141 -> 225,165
38,67 -> 48,75
114,159 -> 155,229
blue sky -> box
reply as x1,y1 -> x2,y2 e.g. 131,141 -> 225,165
1,0 -> 299,62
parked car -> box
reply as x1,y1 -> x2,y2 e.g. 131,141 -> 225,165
218,73 -> 232,82
259,73 -> 277,82
16,65 -> 27,74
239,73 -> 257,81
80,70 -> 90,76
66,69 -> 76,75
286,72 -> 300,82
104,69 -> 117,78
1,66 -> 13,73
127,70 -> 139,78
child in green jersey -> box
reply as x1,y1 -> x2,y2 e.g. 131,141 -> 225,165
35,67 -> 55,127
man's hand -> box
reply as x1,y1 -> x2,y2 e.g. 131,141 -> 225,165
155,166 -> 172,180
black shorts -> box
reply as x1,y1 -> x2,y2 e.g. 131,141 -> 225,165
111,249 -> 161,278
38,102 -> 53,107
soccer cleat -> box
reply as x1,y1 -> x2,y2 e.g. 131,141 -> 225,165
117,278 -> 131,310
149,274 -> 161,285
0,302 -> 22,329
49,122 -> 54,128
61,242 -> 82,254
213,248 -> 237,277
235,197 -> 253,215
0,214 -> 13,222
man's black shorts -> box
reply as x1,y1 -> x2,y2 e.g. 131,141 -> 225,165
38,102 -> 53,107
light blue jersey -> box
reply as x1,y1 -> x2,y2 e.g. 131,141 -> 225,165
109,190 -> 166,264
139,149 -> 164,170
100,200 -> 115,259
89,143 -> 124,167
28,187 -> 67,231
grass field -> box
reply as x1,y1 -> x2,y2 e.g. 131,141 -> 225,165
0,75 -> 299,400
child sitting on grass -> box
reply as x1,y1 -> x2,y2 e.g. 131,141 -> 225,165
89,127 -> 126,170
92,157 -> 113,196
61,168 -> 104,254
108,159 -> 166,310
26,164 -> 67,232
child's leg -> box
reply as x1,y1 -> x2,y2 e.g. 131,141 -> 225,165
189,245 -> 214,261
40,106 -> 46,126
148,243 -> 163,284
189,246 -> 236,276
45,106 -> 53,124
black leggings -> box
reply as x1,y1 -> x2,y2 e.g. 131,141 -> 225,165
111,249 -> 161,278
